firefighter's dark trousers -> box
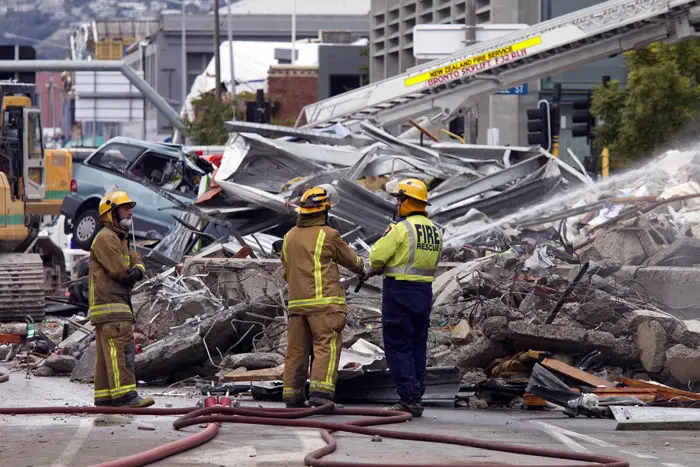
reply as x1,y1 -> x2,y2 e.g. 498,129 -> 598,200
283,309 -> 346,404
94,321 -> 137,404
382,278 -> 433,404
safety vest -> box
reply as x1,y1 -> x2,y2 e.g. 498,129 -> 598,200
369,214 -> 442,283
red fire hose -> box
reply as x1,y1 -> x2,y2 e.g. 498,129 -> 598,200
0,402 -> 630,467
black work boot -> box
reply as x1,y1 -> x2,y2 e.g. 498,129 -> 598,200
94,399 -> 115,407
307,395 -> 334,408
386,401 -> 424,418
285,399 -> 306,409
115,393 -> 155,408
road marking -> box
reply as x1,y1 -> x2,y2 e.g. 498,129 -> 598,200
662,464 -> 689,467
533,421 -> 616,447
619,450 -> 657,459
253,430 -> 326,463
51,418 -> 93,467
532,421 -> 590,453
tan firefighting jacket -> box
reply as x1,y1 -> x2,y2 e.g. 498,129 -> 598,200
88,224 -> 145,324
281,214 -> 364,313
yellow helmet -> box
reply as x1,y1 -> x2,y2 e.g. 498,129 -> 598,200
386,178 -> 429,204
99,190 -> 136,217
295,185 -> 337,214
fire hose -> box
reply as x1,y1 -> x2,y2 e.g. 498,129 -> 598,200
0,401 -> 630,467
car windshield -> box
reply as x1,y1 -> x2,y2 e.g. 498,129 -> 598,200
89,143 -> 145,172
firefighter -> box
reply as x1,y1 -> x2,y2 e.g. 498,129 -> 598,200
89,189 -> 154,408
281,184 -> 366,408
369,178 -> 442,417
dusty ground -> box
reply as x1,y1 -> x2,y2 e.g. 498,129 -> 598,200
0,368 -> 698,467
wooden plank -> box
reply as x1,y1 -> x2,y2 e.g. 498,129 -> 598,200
221,364 -> 284,383
614,376 -> 700,401
541,358 -> 615,388
523,393 -> 549,408
611,406 -> 700,431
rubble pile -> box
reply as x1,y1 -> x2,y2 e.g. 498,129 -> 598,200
6,123 -> 700,418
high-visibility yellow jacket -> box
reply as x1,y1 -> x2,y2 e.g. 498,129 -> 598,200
88,224 -> 145,324
281,214 -> 364,312
370,214 -> 442,283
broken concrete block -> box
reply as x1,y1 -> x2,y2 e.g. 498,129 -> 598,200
429,346 -> 458,367
505,321 -> 587,353
584,330 -> 616,353
45,354 -> 77,373
481,316 -> 508,341
575,299 -> 617,325
482,299 -> 520,320
460,369 -> 488,387
70,343 -> 96,384
467,396 -> 489,409
672,320 -> 700,348
630,310 -> 680,333
665,344 -> 700,384
451,320 -> 472,344
34,366 -> 56,377
637,320 -> 667,373
611,338 -> 641,364
220,352 -> 284,371
455,336 -> 509,372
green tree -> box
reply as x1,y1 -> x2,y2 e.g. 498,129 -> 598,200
184,93 -> 234,145
591,40 -> 700,169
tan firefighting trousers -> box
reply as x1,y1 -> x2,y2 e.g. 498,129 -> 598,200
283,310 -> 346,403
94,321 -> 138,404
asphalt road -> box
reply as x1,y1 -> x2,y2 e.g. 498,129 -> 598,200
0,371 -> 698,467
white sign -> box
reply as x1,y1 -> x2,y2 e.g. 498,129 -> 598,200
75,71 -> 144,123
413,24 -> 531,59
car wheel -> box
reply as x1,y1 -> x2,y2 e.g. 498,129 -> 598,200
72,209 -> 100,251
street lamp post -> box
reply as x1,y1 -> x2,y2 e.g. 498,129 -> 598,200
225,0 -> 235,117
291,0 -> 296,65
181,1 -> 187,113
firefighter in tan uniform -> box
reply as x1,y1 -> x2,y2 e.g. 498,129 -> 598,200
89,190 -> 154,408
281,185 -> 366,407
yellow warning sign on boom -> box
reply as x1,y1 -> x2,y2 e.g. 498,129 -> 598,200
405,36 -> 542,87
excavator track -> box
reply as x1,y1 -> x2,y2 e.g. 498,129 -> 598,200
0,253 -> 45,322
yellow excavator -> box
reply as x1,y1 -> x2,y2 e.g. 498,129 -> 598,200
0,81 -> 72,322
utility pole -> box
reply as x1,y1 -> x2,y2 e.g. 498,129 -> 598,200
464,0 -> 477,144
47,74 -> 54,129
225,0 -> 236,117
213,0 -> 222,101
181,0 -> 187,112
291,0 -> 297,65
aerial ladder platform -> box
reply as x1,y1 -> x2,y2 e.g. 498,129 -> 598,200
297,0 -> 700,133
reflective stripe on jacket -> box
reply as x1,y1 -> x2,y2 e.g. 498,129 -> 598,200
281,215 -> 364,311
369,214 -> 442,283
88,224 -> 145,324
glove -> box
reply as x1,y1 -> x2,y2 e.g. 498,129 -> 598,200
121,268 -> 143,288
357,269 -> 368,282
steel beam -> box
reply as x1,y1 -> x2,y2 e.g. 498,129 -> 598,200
430,155 -> 542,210
0,60 -> 184,132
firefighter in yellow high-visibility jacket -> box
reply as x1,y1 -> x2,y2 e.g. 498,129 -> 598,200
89,189 -> 154,408
369,178 -> 442,418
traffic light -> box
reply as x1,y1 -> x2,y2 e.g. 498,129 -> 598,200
572,90 -> 595,140
526,101 -> 551,151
